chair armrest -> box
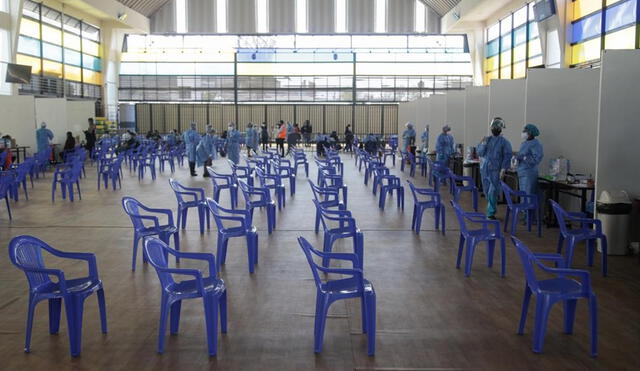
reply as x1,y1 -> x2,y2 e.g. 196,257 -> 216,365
178,186 -> 205,200
536,263 -> 591,292
132,214 -> 161,229
533,253 -> 566,267
157,267 -> 205,293
320,208 -> 352,217
168,250 -> 217,278
24,267 -> 67,291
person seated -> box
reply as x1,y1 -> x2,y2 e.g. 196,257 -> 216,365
61,131 -> 76,161
316,133 -> 330,157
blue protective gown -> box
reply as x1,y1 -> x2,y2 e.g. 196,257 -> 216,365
420,129 -> 429,152
402,128 -> 416,151
196,134 -> 218,167
182,129 -> 200,162
516,138 -> 544,196
227,129 -> 241,164
166,133 -> 177,147
435,133 -> 455,164
36,127 -> 54,154
246,127 -> 259,150
477,135 -> 513,217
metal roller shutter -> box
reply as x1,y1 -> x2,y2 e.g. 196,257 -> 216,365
179,104 -> 195,131
165,104 -> 179,132
135,104 -> 151,134
151,104 -> 165,133
295,105 -> 323,136
222,105 -> 235,127
383,104 -> 398,135
193,105 -> 208,132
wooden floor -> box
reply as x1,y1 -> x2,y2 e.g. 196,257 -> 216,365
1,151 -> 639,371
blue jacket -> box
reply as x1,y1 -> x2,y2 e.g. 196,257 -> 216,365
246,127 -> 259,149
196,134 -> 218,167
182,129 -> 200,162
227,129 -> 242,164
36,127 -> 54,153
477,135 -> 513,173
436,133 -> 455,161
517,138 -> 543,173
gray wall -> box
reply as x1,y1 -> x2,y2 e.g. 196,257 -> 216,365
489,79 -> 525,151
429,94 -> 446,149
595,50 -> 640,200
446,90 -> 465,147
464,86 -> 489,149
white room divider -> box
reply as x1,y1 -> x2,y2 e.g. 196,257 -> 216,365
464,86 -> 489,150
489,79 -> 526,150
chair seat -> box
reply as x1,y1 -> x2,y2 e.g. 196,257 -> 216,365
35,277 -> 103,297
565,228 -> 599,239
167,276 -> 225,298
140,225 -> 178,235
221,225 -> 256,236
322,277 -> 374,297
512,202 -> 537,210
465,229 -> 500,240
538,277 -> 585,296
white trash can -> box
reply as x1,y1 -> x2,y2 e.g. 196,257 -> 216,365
596,190 -> 632,255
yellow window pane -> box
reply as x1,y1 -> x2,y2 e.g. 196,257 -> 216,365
64,33 -> 81,51
20,18 -> 40,39
41,25 -> 62,45
513,44 -> 526,62
500,66 -> 512,79
572,0 -> 602,20
604,26 -> 636,50
513,62 -> 526,79
499,50 -> 511,67
528,55 -> 544,67
16,54 -> 41,74
42,60 -> 62,78
83,69 -> 102,85
571,38 -> 601,64
484,56 -> 499,71
528,40 -> 542,57
82,39 -> 100,57
64,65 -> 82,81
485,70 -> 499,85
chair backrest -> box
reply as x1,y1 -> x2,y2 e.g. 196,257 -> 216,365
297,236 -> 325,290
511,236 -> 541,292
121,196 -> 147,231
549,199 -> 570,235
205,198 -> 227,230
143,237 -> 175,288
206,166 -> 232,187
169,178 -> 189,203
8,235 -> 53,289
500,181 -> 516,207
450,200 -> 470,235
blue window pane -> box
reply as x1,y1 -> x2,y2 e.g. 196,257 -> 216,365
82,54 -> 102,71
42,42 -> 62,62
513,25 -> 527,46
572,12 -> 602,44
18,35 -> 41,57
528,22 -> 539,39
64,49 -> 81,66
486,39 -> 499,57
500,34 -> 512,52
606,0 -> 637,32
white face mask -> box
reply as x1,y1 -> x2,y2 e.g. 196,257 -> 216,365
521,132 -> 528,139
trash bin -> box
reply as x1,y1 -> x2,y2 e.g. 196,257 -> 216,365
596,190 -> 632,255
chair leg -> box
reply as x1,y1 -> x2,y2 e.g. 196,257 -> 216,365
600,236 -> 608,277
97,288 -> 107,334
504,208 -> 510,232
440,205 -> 446,236
314,295 -> 330,353
66,295 -> 84,357
24,296 -> 36,352
366,292 -> 376,356
48,298 -> 62,334
532,296 -> 552,354
170,300 -> 182,335
589,294 -> 598,357
132,234 -> 140,271
518,286 -> 532,335
219,291 -> 228,333
472,190 -> 478,212
157,296 -> 170,353
217,235 -> 229,267
563,299 -> 577,334
500,238 -> 506,277
510,209 -> 518,235
587,239 -> 595,267
487,240 -> 495,268
557,235 -> 565,254
464,239 -> 476,277
198,205 -> 205,235
456,234 -> 465,269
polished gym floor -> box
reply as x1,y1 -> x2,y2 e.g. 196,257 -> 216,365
1,151 -> 638,371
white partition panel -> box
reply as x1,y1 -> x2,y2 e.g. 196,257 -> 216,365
414,97 -> 431,140
0,95 -> 36,154
66,101 -> 95,138
446,91 -> 466,147
428,95 -> 446,150
464,86 -> 489,150
489,79 -> 525,150
595,50 -> 640,200
35,98 -> 68,146
525,68 -> 600,176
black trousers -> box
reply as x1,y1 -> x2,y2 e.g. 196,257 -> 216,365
275,138 -> 285,157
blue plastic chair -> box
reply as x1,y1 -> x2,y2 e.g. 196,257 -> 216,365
451,200 -> 506,277
317,164 -> 348,206
206,198 -> 259,274
270,159 -> 296,196
98,156 -> 124,190
8,235 -> 107,357
169,178 -> 210,235
143,237 -> 227,356
378,175 -> 404,211
550,200 -> 607,276
406,180 -> 445,235
429,159 -> 450,191
450,171 -> 479,212
158,150 -> 175,173
371,165 -> 390,196
309,180 -> 347,233
291,150 -> 309,177
501,181 -> 542,237
10,159 -> 34,200
51,161 -> 82,202
228,160 -> 254,187
206,167 -> 239,209
382,148 -> 396,167
137,151 -> 157,180
297,236 -> 375,355
312,199 -> 364,270
511,236 -> 597,357
255,167 -> 285,210
238,179 -> 276,234
0,172 -> 12,220
122,196 -> 180,271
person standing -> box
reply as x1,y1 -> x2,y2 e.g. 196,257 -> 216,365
477,118 -> 513,220
183,122 -> 200,176
260,122 -> 269,151
302,120 -> 312,147
246,122 -> 259,157
402,122 -> 416,154
36,122 -> 54,154
227,123 -> 241,164
276,121 -> 286,157
435,124 -> 455,165
286,122 -> 297,155
84,118 -> 96,153
420,125 -> 430,154
516,124 -> 544,196
344,124 -> 354,152
197,125 -> 218,177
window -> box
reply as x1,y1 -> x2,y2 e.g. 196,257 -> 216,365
335,0 -> 347,33
569,0 -> 639,65
257,0 -> 268,33
484,2 -> 544,85
175,0 -> 186,33
415,0 -> 426,33
375,0 -> 386,33
296,0 -> 307,33
216,0 -> 227,33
